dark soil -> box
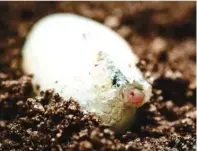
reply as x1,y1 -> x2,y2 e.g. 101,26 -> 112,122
0,2 -> 196,151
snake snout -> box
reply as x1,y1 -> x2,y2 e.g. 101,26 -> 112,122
128,88 -> 144,107
122,87 -> 145,107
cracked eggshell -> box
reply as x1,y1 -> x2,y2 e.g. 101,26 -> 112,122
22,13 -> 139,83
22,13 -> 151,132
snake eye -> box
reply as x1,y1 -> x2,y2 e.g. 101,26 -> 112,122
112,75 -> 117,85
112,75 -> 122,87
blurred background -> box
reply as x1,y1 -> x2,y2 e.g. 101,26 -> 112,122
0,2 -> 196,151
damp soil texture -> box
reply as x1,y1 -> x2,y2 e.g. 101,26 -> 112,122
0,2 -> 196,151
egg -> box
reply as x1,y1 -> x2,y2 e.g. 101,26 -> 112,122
22,13 -> 152,132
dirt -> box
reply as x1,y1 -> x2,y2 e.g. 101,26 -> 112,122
0,2 -> 196,151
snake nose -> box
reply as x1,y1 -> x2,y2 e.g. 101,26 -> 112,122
128,88 -> 144,107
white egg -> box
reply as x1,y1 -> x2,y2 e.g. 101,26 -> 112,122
22,13 -> 152,132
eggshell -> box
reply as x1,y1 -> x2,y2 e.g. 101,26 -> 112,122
22,13 -> 152,132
